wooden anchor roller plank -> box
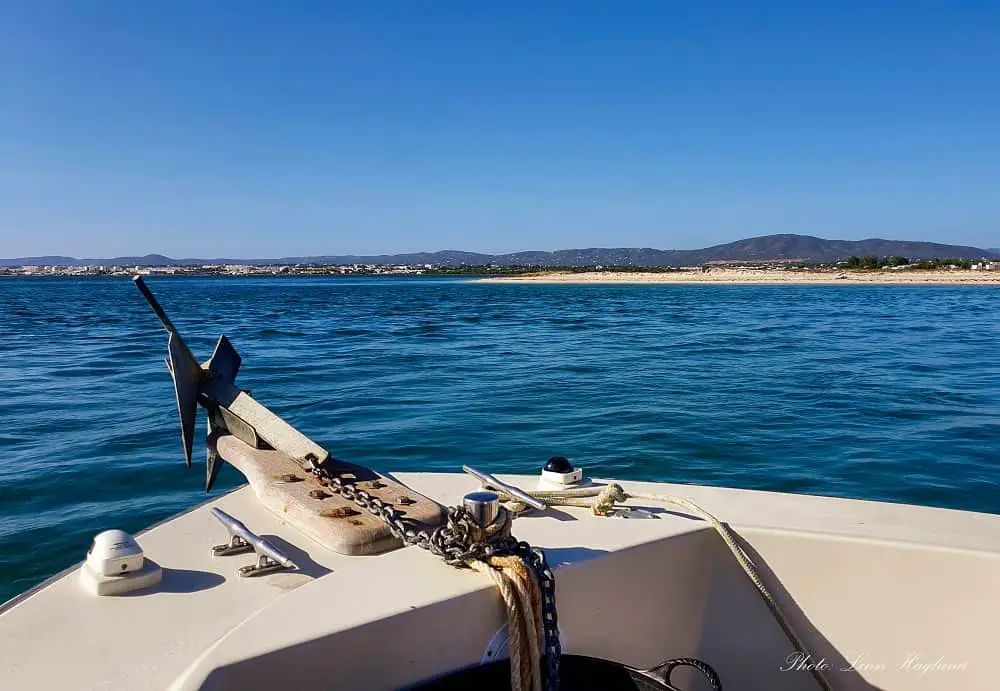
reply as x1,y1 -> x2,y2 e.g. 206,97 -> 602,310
133,275 -> 446,555
213,434 -> 444,556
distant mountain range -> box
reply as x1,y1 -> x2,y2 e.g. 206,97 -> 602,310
3,234 -> 997,268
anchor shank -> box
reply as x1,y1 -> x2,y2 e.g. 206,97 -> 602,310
133,275 -> 182,339
202,378 -> 330,464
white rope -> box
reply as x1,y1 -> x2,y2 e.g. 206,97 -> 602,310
498,483 -> 835,691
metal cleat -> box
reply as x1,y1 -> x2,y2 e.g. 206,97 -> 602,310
211,532 -> 253,557
462,466 -> 546,511
210,508 -> 297,577
238,554 -> 293,578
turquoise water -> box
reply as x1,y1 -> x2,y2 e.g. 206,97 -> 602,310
1,276 -> 999,603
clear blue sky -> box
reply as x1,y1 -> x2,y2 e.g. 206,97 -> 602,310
2,1 -> 998,258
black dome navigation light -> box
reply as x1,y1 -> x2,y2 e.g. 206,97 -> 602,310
539,455 -> 584,490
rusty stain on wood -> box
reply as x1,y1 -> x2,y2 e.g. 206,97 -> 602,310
321,506 -> 360,519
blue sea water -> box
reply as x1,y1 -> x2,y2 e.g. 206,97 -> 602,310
1,276 -> 998,603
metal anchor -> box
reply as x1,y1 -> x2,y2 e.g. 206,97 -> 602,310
133,275 -> 330,491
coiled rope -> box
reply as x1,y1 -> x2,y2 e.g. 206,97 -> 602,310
498,482 -> 835,691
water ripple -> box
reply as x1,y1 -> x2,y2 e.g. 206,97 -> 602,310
1,277 -> 999,601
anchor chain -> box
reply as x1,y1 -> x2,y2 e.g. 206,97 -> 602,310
304,454 -> 562,691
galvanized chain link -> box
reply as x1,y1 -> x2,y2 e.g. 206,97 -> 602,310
523,544 -> 561,689
304,454 -> 561,691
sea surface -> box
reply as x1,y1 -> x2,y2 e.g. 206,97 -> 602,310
1,276 -> 999,603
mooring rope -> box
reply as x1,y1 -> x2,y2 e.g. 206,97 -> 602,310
497,483 -> 835,691
458,506 -> 548,691
469,554 -> 545,691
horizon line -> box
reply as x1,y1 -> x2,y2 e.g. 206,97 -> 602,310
4,233 -> 999,263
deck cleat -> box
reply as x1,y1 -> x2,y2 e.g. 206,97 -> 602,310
211,532 -> 254,557
237,553 -> 295,578
210,508 -> 297,576
462,465 -> 546,511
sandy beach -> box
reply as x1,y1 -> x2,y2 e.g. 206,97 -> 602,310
479,269 -> 1000,285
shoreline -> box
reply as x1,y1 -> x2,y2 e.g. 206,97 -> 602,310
477,269 -> 1000,285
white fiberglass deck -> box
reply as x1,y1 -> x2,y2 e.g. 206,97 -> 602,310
2,473 -> 999,691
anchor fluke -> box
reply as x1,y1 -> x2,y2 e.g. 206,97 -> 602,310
168,332 -> 202,467
205,407 -> 225,492
206,335 -> 241,384
135,274 -> 203,468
